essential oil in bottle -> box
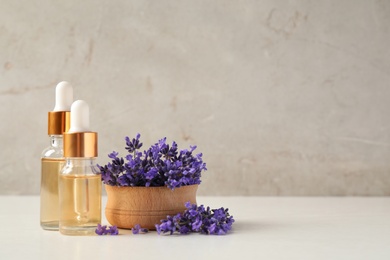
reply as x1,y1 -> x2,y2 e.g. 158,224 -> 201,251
40,82 -> 73,230
59,100 -> 101,235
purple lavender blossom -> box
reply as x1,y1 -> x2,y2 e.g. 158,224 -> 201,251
98,133 -> 207,190
156,202 -> 235,235
108,225 -> 119,235
95,224 -> 119,236
125,134 -> 143,153
132,224 -> 149,234
95,224 -> 107,235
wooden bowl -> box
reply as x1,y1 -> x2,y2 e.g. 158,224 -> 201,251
105,184 -> 198,230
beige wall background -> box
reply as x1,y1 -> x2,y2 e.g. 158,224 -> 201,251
1,0 -> 389,195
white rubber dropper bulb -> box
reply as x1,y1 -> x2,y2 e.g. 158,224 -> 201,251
53,81 -> 73,111
68,100 -> 90,133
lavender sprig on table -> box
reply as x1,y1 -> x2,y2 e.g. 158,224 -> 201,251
156,202 -> 235,235
96,202 -> 234,236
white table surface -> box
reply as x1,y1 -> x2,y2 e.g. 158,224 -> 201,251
0,196 -> 389,260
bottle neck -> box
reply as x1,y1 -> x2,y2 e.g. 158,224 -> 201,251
62,157 -> 99,175
65,157 -> 97,165
49,135 -> 63,148
65,157 -> 96,163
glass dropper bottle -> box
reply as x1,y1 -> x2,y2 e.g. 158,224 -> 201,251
40,82 -> 73,230
59,100 -> 101,235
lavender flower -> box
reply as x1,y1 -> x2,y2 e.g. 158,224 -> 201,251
95,224 -> 107,235
108,225 -> 119,235
125,134 -> 143,153
156,202 -> 235,235
132,224 -> 149,234
99,133 -> 207,190
95,224 -> 119,236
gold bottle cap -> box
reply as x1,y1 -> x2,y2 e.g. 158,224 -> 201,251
47,81 -> 73,135
47,111 -> 70,135
64,100 -> 98,158
63,132 -> 98,157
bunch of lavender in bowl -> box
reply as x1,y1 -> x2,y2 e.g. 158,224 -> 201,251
99,133 -> 207,189
99,133 -> 207,230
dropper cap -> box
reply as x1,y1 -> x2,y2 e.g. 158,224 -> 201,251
63,100 -> 98,158
48,82 -> 73,135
